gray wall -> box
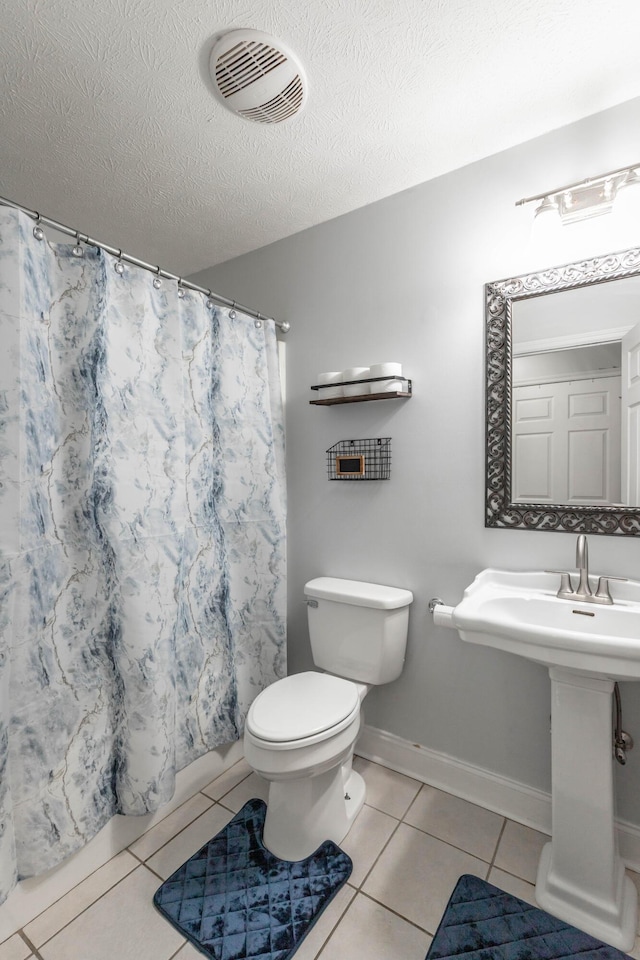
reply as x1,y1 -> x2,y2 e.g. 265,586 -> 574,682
191,97 -> 640,824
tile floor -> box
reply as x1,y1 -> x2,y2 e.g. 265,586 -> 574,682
2,755 -> 639,960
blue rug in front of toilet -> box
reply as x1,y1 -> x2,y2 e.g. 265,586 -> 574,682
425,874 -> 630,960
153,798 -> 352,960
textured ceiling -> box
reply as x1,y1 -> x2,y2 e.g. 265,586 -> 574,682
2,0 -> 640,275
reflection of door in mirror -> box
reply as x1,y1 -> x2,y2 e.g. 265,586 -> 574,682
512,345 -> 621,504
622,321 -> 640,505
511,277 -> 640,507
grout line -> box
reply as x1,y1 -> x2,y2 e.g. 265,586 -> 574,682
127,848 -> 152,870
6,848 -> 134,938
362,794 -> 421,821
30,863 -> 145,950
201,769 -> 253,804
488,863 -> 538,889
9,787 -> 221,946
358,888 -> 438,936
125,797 -> 220,864
393,817 -> 497,867
352,812 -> 403,890
17,931 -> 43,959
300,884 -> 357,960
167,942 -> 188,960
487,817 -> 508,874
139,861 -> 167,884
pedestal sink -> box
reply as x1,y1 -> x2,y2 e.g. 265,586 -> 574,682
432,568 -> 640,951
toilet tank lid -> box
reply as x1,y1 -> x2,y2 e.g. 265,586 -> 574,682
304,577 -> 413,609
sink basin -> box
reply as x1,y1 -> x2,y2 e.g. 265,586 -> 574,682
445,568 -> 640,680
433,566 -> 640,950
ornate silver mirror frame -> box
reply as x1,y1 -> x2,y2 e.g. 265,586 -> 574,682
486,245 -> 640,535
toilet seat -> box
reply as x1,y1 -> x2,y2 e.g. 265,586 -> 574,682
246,671 -> 360,745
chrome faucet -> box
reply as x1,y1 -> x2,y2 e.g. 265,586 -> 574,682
547,534 -> 626,605
575,534 -> 591,599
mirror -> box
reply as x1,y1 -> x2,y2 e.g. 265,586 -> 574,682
485,246 -> 640,534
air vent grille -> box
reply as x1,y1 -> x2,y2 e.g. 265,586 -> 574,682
209,29 -> 307,125
239,75 -> 304,124
215,41 -> 287,98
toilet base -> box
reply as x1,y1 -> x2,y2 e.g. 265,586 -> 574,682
263,763 -> 365,862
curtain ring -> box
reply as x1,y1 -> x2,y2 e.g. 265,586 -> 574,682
72,230 -> 83,257
33,214 -> 45,241
177,279 -> 186,299
254,311 -> 263,329
206,291 -> 214,309
229,300 -> 237,320
114,250 -> 125,275
153,265 -> 162,289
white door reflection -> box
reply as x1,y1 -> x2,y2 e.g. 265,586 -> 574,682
511,277 -> 640,507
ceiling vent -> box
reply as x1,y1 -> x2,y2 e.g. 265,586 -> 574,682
209,29 -> 307,124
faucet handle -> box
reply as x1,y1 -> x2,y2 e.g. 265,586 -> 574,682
594,576 -> 627,604
545,570 -> 574,597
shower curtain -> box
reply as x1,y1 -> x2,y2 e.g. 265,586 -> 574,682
0,208 -> 286,904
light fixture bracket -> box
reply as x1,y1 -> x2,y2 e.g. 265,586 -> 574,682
516,162 -> 640,225
556,179 -> 616,224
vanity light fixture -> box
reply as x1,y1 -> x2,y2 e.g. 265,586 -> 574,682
517,162 -> 640,226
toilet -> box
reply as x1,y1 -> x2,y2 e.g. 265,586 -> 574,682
244,576 -> 413,861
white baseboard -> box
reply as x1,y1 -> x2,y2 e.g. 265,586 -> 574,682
356,724 -> 640,874
0,740 -> 243,943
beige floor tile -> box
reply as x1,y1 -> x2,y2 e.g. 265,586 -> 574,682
318,892 -> 432,960
171,943 -> 205,959
201,757 -> 253,801
0,934 -> 31,960
493,820 -> 549,885
216,771 -> 270,812
488,868 -> 538,906
363,822 -> 488,933
24,850 -> 138,948
404,784 -> 504,862
39,866 -> 184,960
293,884 -> 356,960
341,804 -> 399,887
147,804 -> 234,880
129,793 -> 213,861
353,757 -> 421,820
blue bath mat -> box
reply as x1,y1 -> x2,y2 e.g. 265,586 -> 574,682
153,798 -> 352,960
426,874 -> 629,960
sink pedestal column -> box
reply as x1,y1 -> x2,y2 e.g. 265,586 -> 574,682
536,667 -> 638,950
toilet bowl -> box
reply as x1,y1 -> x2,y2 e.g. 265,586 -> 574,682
244,671 -> 368,861
243,577 -> 413,862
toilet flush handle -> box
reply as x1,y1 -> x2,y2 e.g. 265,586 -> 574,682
304,598 -> 318,608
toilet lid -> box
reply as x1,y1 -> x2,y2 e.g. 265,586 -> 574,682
246,672 -> 360,742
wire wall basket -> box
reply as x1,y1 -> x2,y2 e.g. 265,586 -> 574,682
326,438 -> 391,481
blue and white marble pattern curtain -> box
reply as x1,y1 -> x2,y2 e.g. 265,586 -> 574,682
0,208 -> 286,904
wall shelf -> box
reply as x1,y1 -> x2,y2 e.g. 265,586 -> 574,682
310,376 -> 412,405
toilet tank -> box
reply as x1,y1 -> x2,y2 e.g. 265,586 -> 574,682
304,577 -> 413,684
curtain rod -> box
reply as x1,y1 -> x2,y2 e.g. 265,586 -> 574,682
0,194 -> 290,334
